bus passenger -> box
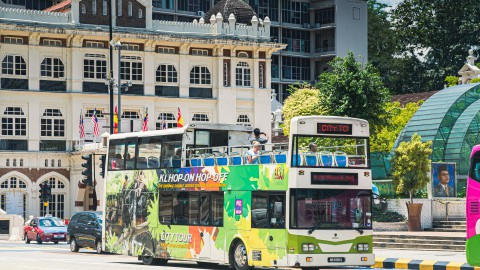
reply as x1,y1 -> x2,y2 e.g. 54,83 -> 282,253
246,141 -> 261,164
249,128 -> 269,145
309,143 -> 318,153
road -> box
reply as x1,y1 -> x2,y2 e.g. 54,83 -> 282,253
0,240 -> 398,270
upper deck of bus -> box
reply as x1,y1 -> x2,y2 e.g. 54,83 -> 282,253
106,116 -> 370,171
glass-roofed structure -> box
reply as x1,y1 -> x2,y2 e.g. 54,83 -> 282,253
393,83 -> 480,178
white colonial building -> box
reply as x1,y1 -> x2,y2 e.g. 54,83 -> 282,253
0,0 -> 285,220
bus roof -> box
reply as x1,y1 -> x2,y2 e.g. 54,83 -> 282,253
107,123 -> 253,140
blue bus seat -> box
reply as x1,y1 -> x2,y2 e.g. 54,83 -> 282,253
259,151 -> 272,164
274,153 -> 287,163
162,156 -> 172,168
203,154 -> 215,166
172,158 -> 181,168
148,156 -> 159,168
229,152 -> 242,165
334,151 -> 348,167
320,151 -> 334,166
190,155 -> 202,167
304,153 -> 318,166
137,157 -> 148,169
216,156 -> 229,166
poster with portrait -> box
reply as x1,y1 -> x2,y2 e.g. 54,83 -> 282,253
431,162 -> 456,198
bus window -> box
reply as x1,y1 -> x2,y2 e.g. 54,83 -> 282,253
211,192 -> 224,226
159,191 -> 173,224
160,134 -> 183,168
125,139 -> 137,170
108,139 -> 125,170
269,193 -> 285,228
470,153 -> 480,182
199,193 -> 210,226
292,135 -> 369,168
252,192 -> 268,228
137,136 -> 162,169
189,193 -> 199,225
173,191 -> 189,225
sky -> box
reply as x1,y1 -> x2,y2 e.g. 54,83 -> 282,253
378,0 -> 403,7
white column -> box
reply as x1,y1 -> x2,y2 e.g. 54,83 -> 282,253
178,44 -> 190,98
28,101 -> 40,151
28,33 -> 40,91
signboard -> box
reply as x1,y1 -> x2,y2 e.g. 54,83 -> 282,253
235,199 -> 242,215
311,172 -> 358,185
432,162 -> 456,198
317,123 -> 352,135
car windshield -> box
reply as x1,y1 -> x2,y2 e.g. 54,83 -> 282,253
40,218 -> 65,227
290,189 -> 372,230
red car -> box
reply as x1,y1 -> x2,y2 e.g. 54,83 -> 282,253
24,217 -> 67,244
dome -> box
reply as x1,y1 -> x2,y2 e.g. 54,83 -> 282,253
205,0 -> 258,25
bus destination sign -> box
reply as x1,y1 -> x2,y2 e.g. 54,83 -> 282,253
317,123 -> 352,135
311,172 -> 358,185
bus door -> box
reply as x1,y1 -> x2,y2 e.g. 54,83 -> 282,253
251,192 -> 287,264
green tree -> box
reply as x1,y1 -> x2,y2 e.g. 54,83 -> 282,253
371,101 -> 422,152
282,86 -> 323,136
392,133 -> 432,203
471,78 -> 480,84
316,51 -> 390,133
392,0 -> 480,92
445,76 -> 458,87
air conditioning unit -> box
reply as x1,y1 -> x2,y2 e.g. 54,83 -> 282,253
198,11 -> 205,17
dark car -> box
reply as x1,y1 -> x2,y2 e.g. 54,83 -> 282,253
24,217 -> 67,244
67,211 -> 103,254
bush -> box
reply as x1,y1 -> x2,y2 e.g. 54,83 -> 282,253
373,207 -> 406,222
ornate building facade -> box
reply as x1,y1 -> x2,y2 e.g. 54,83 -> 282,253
0,0 -> 285,219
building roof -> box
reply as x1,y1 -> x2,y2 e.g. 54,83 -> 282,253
393,83 -> 480,175
391,90 -> 439,106
205,0 -> 258,25
44,0 -> 71,13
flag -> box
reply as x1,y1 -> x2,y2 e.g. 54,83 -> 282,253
91,108 -> 99,137
113,105 -> 119,134
177,107 -> 184,127
79,111 -> 85,139
142,107 -> 149,131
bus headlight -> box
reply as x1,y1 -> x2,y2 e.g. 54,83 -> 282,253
302,243 -> 315,252
357,243 -> 369,251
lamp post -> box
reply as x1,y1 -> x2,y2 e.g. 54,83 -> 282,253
108,0 -> 114,134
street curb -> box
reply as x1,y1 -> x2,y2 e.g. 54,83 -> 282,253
375,257 -> 480,270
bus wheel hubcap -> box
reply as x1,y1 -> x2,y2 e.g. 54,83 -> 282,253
234,244 -> 247,267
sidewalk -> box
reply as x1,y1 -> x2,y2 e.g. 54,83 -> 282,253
373,230 -> 480,270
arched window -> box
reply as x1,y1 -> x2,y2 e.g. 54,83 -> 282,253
117,0 -> 122,16
58,159 -> 61,167
41,109 -> 65,137
81,4 -> 86,14
2,107 -> 27,137
92,0 -> 97,14
103,0 -> 107,15
156,64 -> 177,83
138,9 -> 143,18
6,159 -> 9,167
0,177 -> 26,189
51,159 -> 55,167
237,114 -> 251,126
2,55 -> 27,76
45,159 -> 48,167
20,159 -> 23,167
128,2 -> 133,17
259,63 -> 265,88
190,66 -> 211,85
237,51 -> 249,58
13,159 -> 16,167
41,58 -> 65,78
236,62 -> 251,87
223,61 -> 230,87
120,55 -> 142,81
84,54 -> 107,79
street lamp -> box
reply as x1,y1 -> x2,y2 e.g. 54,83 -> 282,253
108,41 -> 132,133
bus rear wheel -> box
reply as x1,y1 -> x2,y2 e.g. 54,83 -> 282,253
232,241 -> 253,270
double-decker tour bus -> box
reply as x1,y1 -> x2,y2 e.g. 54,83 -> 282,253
466,145 -> 480,266
102,115 -> 374,269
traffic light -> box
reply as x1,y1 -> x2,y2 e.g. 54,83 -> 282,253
99,154 -> 106,178
81,154 -> 93,186
39,182 -> 52,202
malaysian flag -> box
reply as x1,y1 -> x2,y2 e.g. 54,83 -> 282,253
79,111 -> 85,139
91,108 -> 99,137
142,107 -> 149,131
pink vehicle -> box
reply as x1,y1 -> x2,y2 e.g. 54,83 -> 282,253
466,145 -> 480,266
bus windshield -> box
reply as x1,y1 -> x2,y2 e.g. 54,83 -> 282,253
292,135 -> 369,168
290,189 -> 372,230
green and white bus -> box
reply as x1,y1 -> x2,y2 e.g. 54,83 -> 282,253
102,115 -> 374,269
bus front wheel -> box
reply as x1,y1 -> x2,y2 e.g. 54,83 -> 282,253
231,241 -> 253,270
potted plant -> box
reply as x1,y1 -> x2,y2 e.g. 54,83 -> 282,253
392,133 -> 432,231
